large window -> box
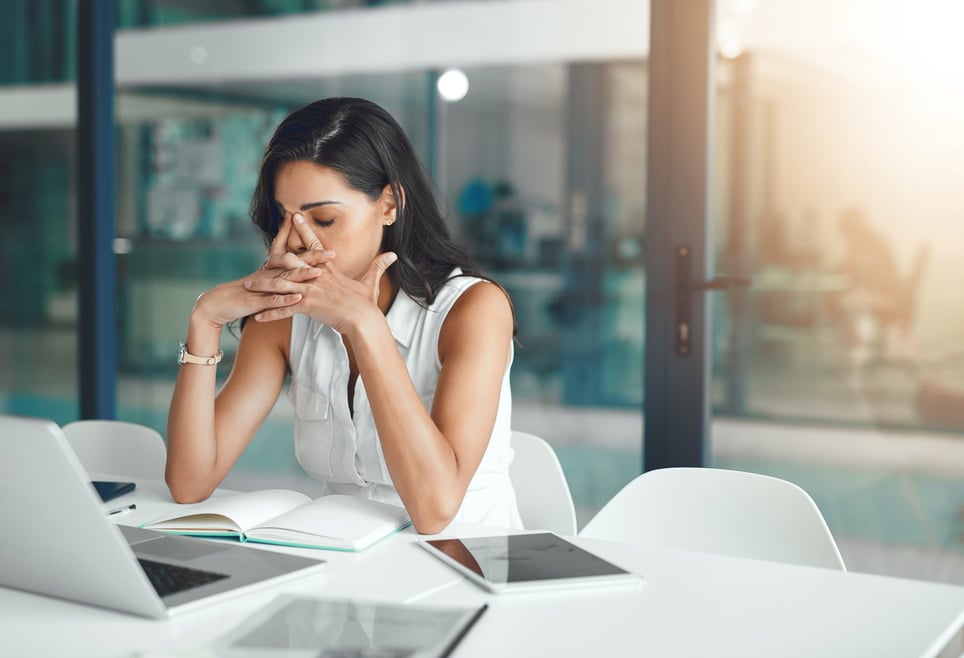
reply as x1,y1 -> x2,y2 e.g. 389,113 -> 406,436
0,127 -> 77,423
115,62 -> 648,518
114,75 -> 434,493
0,2 -> 650,520
435,63 -> 647,520
711,0 -> 964,582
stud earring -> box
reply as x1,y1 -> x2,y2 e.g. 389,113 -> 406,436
385,217 -> 396,226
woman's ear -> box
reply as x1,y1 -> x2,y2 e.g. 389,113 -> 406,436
380,183 -> 405,225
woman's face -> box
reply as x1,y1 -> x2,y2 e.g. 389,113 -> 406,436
273,160 -> 395,280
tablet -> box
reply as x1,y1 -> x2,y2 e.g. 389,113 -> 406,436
419,532 -> 643,594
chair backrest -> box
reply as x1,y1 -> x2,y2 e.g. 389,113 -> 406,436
61,420 -> 167,481
509,431 -> 578,536
579,467 -> 846,571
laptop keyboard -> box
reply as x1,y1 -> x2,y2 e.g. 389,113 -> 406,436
138,558 -> 229,597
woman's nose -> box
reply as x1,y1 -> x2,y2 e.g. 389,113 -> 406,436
286,223 -> 307,254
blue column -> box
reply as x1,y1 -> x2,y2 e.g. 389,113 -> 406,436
77,0 -> 116,419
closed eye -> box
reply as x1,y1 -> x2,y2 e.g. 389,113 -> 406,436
314,218 -> 335,228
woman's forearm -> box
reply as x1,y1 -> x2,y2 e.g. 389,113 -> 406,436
348,316 -> 465,533
165,263 -> 309,503
165,313 -> 224,502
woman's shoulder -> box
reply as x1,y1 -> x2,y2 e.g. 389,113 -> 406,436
441,277 -> 513,335
399,269 -> 512,341
431,269 -> 492,304
435,277 -> 513,368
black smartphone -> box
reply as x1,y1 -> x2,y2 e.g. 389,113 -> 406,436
92,480 -> 136,502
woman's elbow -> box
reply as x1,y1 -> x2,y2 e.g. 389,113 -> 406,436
409,496 -> 461,535
165,469 -> 215,504
412,514 -> 454,536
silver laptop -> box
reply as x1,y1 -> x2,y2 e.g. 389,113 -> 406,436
0,414 -> 326,619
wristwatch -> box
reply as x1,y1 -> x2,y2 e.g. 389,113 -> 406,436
177,342 -> 223,366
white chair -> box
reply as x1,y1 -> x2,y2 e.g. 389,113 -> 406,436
509,431 -> 578,536
61,419 -> 167,481
579,467 -> 846,571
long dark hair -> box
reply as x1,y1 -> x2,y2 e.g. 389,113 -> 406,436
250,97 -> 490,308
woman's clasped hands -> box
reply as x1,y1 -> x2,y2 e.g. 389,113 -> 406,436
238,212 -> 397,335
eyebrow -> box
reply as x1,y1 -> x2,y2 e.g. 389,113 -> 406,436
274,200 -> 343,213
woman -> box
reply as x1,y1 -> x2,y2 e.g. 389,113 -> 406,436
166,98 -> 522,533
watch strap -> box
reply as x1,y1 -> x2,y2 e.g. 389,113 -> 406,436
178,342 -> 223,366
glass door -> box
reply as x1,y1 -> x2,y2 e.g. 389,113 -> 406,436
709,0 -> 964,584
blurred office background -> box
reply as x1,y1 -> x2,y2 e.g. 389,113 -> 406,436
1,0 -> 962,584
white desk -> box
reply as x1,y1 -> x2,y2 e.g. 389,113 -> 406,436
1,478 -> 962,658
429,537 -> 964,658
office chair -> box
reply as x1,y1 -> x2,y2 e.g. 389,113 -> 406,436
509,431 -> 578,536
579,467 -> 846,570
61,419 -> 167,480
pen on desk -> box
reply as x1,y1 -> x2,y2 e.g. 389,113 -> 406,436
107,503 -> 136,516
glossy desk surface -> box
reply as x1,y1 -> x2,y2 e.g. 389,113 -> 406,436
1,477 -> 962,658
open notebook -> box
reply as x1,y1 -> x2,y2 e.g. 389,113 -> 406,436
142,490 -> 413,552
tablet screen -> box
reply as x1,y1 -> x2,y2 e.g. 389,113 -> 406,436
422,533 -> 639,592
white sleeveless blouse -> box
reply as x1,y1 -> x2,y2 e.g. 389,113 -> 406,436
287,271 -> 522,529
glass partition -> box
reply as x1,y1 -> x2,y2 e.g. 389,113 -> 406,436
0,127 -> 78,423
115,61 -> 647,519
711,0 -> 964,583
111,76 -> 432,494
1,1 -> 650,525
436,63 -> 647,521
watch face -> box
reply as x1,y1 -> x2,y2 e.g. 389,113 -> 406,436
177,342 -> 187,364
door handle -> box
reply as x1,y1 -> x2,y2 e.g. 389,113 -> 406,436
675,245 -> 751,356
